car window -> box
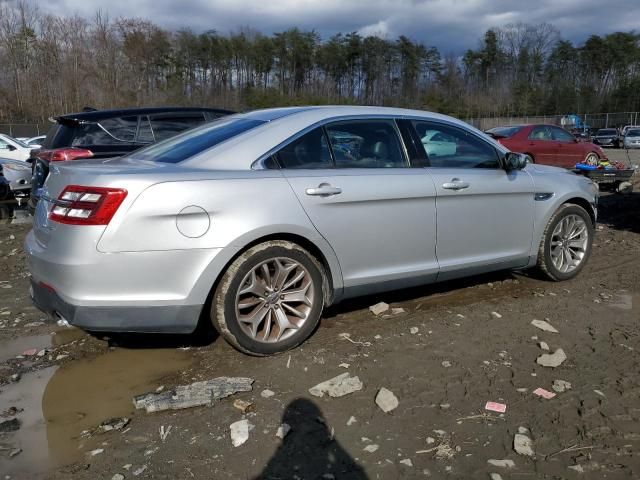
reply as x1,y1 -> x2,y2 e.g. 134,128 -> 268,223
551,127 -> 575,142
486,126 -> 522,138
325,120 -> 407,168
150,113 -> 207,141
0,138 -> 8,149
131,117 -> 265,164
137,116 -> 154,144
528,126 -> 553,141
412,121 -> 500,169
627,129 -> 640,136
71,116 -> 138,146
276,128 -> 332,169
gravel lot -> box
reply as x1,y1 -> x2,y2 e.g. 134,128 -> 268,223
0,152 -> 639,480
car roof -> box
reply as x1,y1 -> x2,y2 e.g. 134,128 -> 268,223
55,106 -> 234,122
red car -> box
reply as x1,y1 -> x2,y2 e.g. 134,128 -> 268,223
486,124 -> 606,169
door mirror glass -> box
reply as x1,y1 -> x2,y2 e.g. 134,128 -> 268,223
505,152 -> 527,171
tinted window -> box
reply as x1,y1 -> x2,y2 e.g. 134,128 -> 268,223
597,129 -> 616,135
276,128 -> 332,169
150,113 -> 206,141
528,126 -> 553,141
325,120 -> 407,168
131,117 -> 264,164
412,121 -> 500,169
551,127 -> 575,142
627,129 -> 640,136
71,116 -> 138,146
486,126 -> 522,138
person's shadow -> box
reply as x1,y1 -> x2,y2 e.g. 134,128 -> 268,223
255,398 -> 369,480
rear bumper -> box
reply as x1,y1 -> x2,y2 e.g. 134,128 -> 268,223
30,279 -> 201,333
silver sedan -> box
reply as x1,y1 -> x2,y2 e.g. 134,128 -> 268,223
26,106 -> 598,355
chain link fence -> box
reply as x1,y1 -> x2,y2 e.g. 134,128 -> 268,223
464,112 -> 640,132
0,123 -> 48,138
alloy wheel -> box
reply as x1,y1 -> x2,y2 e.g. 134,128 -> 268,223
550,214 -> 589,274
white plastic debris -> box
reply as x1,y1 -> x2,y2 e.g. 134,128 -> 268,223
513,433 -> 534,457
409,327 -> 419,334
276,423 -> 291,439
536,349 -> 567,368
230,419 -> 254,447
531,319 -> 559,333
363,444 -> 379,453
491,311 -> 503,319
487,459 -> 515,468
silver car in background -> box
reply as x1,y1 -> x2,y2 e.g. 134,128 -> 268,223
623,128 -> 640,149
26,106 -> 598,355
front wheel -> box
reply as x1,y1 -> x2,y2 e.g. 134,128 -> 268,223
537,204 -> 594,281
211,241 -> 325,356
584,152 -> 598,166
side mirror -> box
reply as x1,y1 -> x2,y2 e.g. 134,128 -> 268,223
505,152 -> 528,171
6,144 -> 16,151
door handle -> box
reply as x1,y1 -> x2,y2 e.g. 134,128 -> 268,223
442,179 -> 469,190
305,183 -> 342,197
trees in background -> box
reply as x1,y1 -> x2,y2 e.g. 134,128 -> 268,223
1,1 -> 640,122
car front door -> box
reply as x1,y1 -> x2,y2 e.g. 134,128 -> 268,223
278,120 -> 438,294
410,120 -> 535,280
526,125 -> 559,165
551,126 -> 583,168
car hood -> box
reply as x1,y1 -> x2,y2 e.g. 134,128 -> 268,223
526,163 -> 573,175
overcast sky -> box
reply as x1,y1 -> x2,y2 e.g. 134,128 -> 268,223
36,0 -> 640,53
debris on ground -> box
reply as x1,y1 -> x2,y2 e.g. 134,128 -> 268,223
89,448 -> 104,456
490,311 -> 503,319
260,389 -> 275,398
391,307 -> 406,315
308,372 -> 363,398
369,302 -> 390,315
441,360 -> 452,368
363,444 -> 379,453
233,399 -> 255,413
485,401 -> 507,413
159,425 -> 172,442
111,474 -> 125,480
513,431 -> 535,457
375,387 -> 399,413
230,419 -> 254,447
487,459 -> 515,468
399,458 -> 413,466
532,387 -> 556,399
531,319 -> 559,333
536,349 -> 567,368
489,474 -> 503,480
0,418 -> 20,433
132,465 -> 147,476
552,380 -> 572,393
275,423 -> 291,439
409,327 -> 419,334
133,377 -> 254,413
539,341 -> 550,351
347,416 -> 357,426
100,417 -> 130,433
21,348 -> 37,356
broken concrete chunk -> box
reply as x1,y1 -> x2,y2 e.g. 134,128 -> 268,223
233,399 -> 255,413
539,341 -> 549,351
230,419 -> 254,447
409,327 -> 419,334
375,387 -> 398,413
513,433 -> 534,457
487,459 -> 515,468
363,444 -> 379,453
309,373 -> 363,398
552,379 -> 572,393
133,377 -> 254,413
536,349 -> 567,368
399,458 -> 413,466
391,307 -> 406,315
260,389 -> 275,398
369,302 -> 390,315
531,319 -> 559,333
276,423 -> 291,439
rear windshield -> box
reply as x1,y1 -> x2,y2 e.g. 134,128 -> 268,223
486,126 -> 521,138
129,117 -> 265,164
597,129 -> 616,135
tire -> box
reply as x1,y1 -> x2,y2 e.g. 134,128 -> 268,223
524,153 -> 535,164
584,152 -> 598,166
211,241 -> 325,356
537,204 -> 594,281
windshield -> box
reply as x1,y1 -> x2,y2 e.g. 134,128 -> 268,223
486,126 -> 521,138
3,136 -> 30,148
627,129 -> 640,136
129,117 -> 265,163
597,129 -> 616,135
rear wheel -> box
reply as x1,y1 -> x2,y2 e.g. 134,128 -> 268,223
584,152 -> 598,166
211,241 -> 324,356
537,204 -> 593,281
524,153 -> 535,164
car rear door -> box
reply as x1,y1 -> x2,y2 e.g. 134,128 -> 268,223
279,119 -> 439,293
409,120 -> 535,280
526,126 -> 559,165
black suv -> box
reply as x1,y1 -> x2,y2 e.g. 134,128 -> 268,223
29,106 -> 232,212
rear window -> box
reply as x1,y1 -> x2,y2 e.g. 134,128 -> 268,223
130,117 -> 265,164
71,116 -> 139,147
486,126 -> 521,138
150,113 -> 207,141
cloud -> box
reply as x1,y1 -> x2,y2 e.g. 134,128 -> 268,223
32,0 -> 640,52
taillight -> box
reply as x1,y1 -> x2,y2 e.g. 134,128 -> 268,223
48,185 -> 127,225
36,147 -> 93,162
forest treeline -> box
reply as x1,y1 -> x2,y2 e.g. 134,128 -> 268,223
1,1 -> 640,123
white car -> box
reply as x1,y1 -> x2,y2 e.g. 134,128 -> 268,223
25,135 -> 45,149
0,134 -> 32,161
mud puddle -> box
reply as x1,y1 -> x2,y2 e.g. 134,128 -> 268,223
0,327 -> 86,363
0,346 -> 193,476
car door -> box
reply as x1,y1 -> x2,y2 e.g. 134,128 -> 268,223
551,126 -> 583,168
410,120 -> 535,280
278,120 -> 438,293
526,125 -> 559,165
0,136 -> 27,161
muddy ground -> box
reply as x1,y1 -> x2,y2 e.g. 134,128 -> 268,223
0,151 -> 639,480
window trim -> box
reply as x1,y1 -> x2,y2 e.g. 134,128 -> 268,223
273,126 -> 334,170
409,119 -> 504,170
